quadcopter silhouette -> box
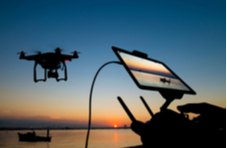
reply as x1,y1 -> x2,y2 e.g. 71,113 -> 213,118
18,47 -> 79,82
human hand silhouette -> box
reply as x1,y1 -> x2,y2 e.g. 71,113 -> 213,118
177,102 -> 226,129
130,103 -> 225,147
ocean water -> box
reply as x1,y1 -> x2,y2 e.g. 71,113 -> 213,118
0,129 -> 142,148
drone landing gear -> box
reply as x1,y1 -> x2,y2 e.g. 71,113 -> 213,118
33,62 -> 47,83
55,62 -> 67,82
33,62 -> 68,82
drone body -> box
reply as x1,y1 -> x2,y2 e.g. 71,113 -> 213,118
18,48 -> 79,82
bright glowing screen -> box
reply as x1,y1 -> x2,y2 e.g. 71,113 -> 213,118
113,47 -> 196,94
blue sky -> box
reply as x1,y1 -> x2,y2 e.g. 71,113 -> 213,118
0,0 -> 225,127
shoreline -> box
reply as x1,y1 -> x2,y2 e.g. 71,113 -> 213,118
0,126 -> 130,131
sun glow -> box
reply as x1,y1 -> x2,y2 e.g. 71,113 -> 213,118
113,124 -> 118,128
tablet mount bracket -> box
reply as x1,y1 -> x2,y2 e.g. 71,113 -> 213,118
159,90 -> 184,111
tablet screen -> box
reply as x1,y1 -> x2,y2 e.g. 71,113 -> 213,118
113,46 -> 196,95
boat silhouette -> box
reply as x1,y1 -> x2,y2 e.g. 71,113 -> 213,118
18,129 -> 51,142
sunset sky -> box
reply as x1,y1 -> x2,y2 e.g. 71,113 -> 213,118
0,0 -> 225,128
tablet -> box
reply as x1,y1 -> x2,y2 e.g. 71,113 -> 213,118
112,46 -> 196,95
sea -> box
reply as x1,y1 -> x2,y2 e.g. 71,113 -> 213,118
0,129 -> 142,148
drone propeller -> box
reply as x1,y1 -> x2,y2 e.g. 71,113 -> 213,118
17,51 -> 25,55
17,51 -> 26,59
71,50 -> 80,58
71,50 -> 81,54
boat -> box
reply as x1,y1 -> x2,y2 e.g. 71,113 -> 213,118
18,129 -> 51,142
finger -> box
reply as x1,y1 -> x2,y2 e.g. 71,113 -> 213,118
177,103 -> 225,115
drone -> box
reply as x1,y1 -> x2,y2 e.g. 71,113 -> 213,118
160,78 -> 171,84
18,47 -> 79,82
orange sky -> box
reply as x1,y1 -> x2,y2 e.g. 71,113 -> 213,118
121,52 -> 172,76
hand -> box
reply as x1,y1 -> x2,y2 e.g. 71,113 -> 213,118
177,102 -> 225,129
130,120 -> 145,136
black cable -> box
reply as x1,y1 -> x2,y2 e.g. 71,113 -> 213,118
85,61 -> 121,148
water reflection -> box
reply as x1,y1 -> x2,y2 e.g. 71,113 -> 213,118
0,129 -> 141,148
